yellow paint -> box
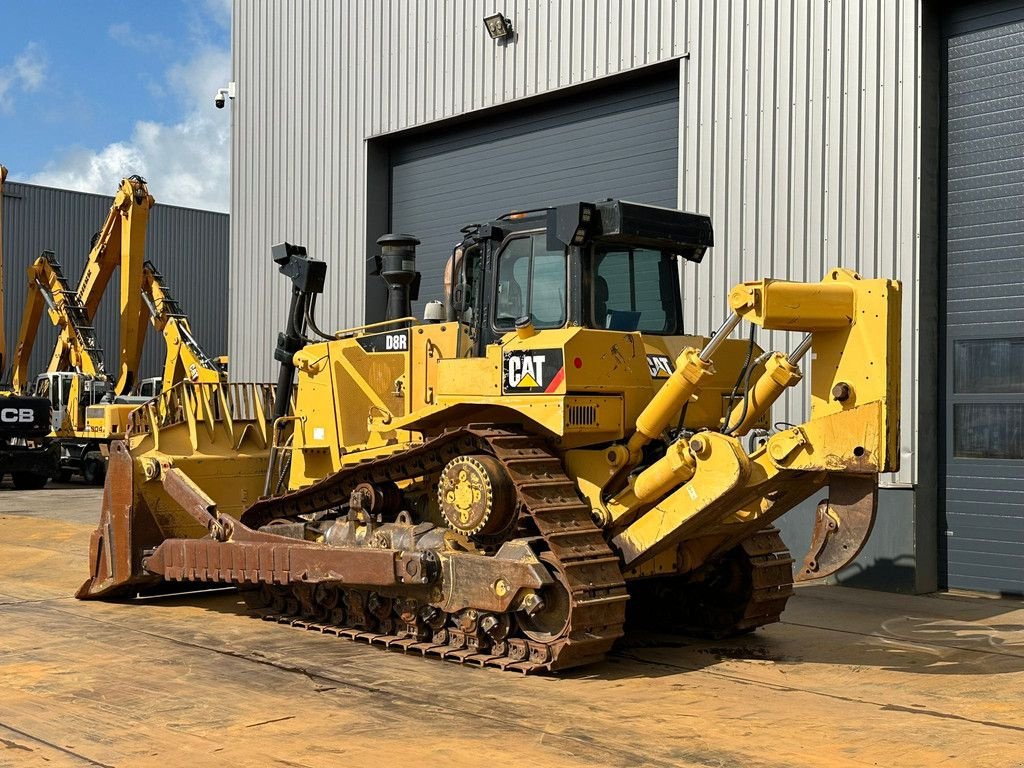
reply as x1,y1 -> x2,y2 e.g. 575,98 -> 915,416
115,264 -> 901,587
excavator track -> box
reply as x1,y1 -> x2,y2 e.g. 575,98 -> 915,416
242,427 -> 629,673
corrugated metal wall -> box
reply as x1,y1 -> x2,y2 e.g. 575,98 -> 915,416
1,181 -> 229,385
230,0 -> 921,485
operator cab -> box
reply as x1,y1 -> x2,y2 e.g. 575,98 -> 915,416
34,372 -> 112,432
448,200 -> 712,354
136,377 -> 163,399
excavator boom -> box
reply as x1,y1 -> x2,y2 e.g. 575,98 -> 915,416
48,175 -> 154,395
12,252 -> 107,394
140,260 -> 225,390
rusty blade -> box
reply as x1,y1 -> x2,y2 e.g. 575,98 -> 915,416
795,473 -> 877,582
76,441 -> 163,599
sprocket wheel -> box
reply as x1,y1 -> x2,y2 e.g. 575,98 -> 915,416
437,454 -> 516,539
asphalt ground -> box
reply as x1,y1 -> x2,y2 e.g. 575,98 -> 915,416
1,484 -> 1022,768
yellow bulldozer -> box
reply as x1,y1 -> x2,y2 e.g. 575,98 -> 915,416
77,200 -> 900,673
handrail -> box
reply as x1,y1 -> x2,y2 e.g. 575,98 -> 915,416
332,316 -> 419,339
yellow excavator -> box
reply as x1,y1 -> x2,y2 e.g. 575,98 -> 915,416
11,179 -> 226,483
134,259 -> 226,398
78,200 -> 900,674
0,164 -> 60,489
11,176 -> 154,482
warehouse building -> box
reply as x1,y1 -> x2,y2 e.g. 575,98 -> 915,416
1,180 -> 229,383
227,1 -> 1023,595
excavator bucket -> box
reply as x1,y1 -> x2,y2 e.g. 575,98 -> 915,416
795,473 -> 878,582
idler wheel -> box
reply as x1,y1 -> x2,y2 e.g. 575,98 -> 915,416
517,554 -> 571,643
437,454 -> 516,538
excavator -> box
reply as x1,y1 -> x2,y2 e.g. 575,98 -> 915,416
0,163 -> 59,489
134,260 -> 226,398
77,199 -> 900,674
10,176 -> 154,482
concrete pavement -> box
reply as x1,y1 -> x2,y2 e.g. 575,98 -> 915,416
1,486 -> 1022,768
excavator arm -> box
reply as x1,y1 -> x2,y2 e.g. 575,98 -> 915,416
48,176 -> 154,395
141,261 -> 225,389
12,252 -> 108,394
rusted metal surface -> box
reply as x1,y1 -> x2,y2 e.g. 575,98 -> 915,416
107,427 -> 628,673
142,536 -> 424,587
796,473 -> 878,583
160,466 -> 225,538
75,440 -> 162,599
246,428 -> 629,672
78,425 -> 831,672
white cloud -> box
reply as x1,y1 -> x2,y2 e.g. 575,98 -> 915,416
0,43 -> 47,112
27,23 -> 231,212
107,22 -> 174,53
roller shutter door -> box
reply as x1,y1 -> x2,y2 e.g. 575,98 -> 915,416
944,3 -> 1024,594
388,68 -> 679,313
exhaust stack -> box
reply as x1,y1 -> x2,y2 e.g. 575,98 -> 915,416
376,234 -> 421,322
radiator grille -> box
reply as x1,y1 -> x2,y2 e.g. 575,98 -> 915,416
567,404 -> 597,426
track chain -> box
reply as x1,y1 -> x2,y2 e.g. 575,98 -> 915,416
242,427 -> 628,673
733,527 -> 795,631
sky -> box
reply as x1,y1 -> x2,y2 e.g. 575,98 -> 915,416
0,0 -> 231,211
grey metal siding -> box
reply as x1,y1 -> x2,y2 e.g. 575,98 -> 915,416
1,181 -> 229,386
230,0 -> 922,489
388,70 -> 679,315
943,3 -> 1024,594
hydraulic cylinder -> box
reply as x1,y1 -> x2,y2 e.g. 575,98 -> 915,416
625,313 -> 739,463
722,335 -> 811,435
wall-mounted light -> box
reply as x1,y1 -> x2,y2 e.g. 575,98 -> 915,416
484,12 -> 513,41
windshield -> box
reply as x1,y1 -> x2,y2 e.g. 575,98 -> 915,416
589,247 -> 680,334
494,234 -> 567,330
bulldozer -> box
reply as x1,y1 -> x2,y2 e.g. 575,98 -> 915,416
77,200 -> 900,673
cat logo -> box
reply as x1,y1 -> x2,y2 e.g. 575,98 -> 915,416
647,354 -> 674,378
503,349 -> 565,393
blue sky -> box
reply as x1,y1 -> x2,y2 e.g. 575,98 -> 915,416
0,0 -> 231,211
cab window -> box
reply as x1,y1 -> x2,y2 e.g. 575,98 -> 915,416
35,377 -> 53,407
589,247 -> 680,334
494,234 -> 567,331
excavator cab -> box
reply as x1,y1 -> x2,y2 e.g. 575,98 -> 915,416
33,372 -> 112,433
447,200 -> 709,355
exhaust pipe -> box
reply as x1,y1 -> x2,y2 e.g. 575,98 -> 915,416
376,234 -> 421,323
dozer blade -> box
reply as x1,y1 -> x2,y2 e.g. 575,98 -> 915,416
795,473 -> 877,583
76,441 -> 163,599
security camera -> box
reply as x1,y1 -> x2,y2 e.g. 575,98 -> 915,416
214,88 -> 229,109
